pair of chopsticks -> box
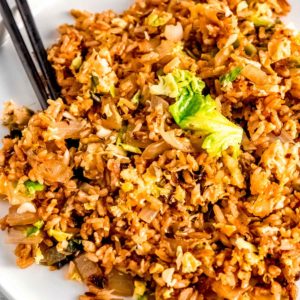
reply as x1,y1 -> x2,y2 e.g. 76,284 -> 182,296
0,0 -> 60,109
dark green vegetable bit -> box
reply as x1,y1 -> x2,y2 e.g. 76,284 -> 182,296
219,66 -> 243,86
24,180 -> 44,195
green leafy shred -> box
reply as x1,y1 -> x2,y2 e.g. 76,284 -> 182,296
249,3 -> 274,28
233,39 -> 240,49
91,72 -> 100,91
134,280 -> 147,300
24,180 -> 44,195
244,44 -> 257,57
70,55 -> 82,71
110,85 -> 116,97
116,126 -> 126,146
26,220 -> 44,237
219,67 -> 243,86
131,90 -> 141,105
150,69 -> 243,157
251,16 -> 274,27
26,227 -> 38,237
116,127 -> 141,154
156,68 -> 165,77
66,238 -> 82,253
48,229 -> 73,242
90,91 -> 102,102
146,10 -> 172,27
120,143 -> 142,154
150,68 -> 205,99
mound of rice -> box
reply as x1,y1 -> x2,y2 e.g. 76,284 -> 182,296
1,0 -> 300,299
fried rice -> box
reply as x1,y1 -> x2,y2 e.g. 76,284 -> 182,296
1,0 -> 300,299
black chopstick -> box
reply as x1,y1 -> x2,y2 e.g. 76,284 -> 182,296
15,0 -> 60,100
0,0 -> 48,109
0,0 -> 60,110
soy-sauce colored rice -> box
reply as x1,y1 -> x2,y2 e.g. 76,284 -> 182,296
1,0 -> 300,299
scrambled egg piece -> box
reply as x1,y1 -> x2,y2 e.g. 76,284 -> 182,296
48,229 -> 73,242
146,10 -> 172,27
182,252 -> 202,273
76,49 -> 117,95
34,247 -> 44,264
134,281 -> 147,297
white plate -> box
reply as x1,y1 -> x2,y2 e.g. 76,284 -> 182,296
0,1 -> 299,299
0,1 -> 132,300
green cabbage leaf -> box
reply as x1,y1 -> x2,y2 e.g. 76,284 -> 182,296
150,69 -> 243,157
